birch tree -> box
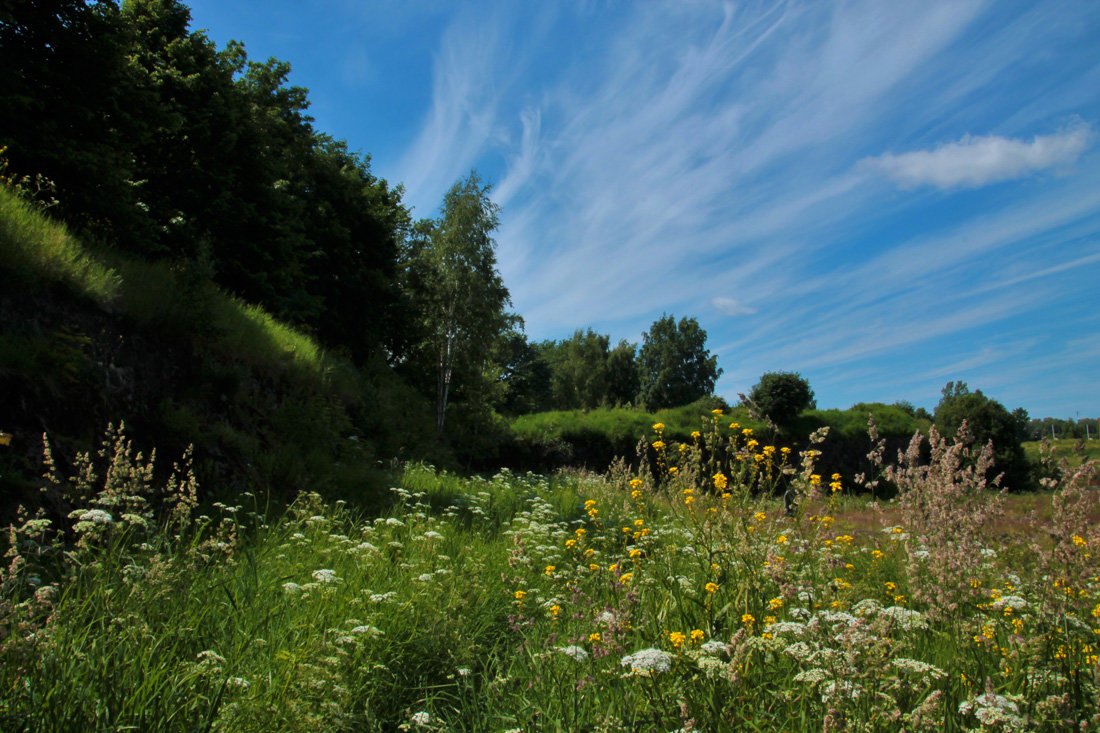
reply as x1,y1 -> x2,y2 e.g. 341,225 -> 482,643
413,172 -> 510,437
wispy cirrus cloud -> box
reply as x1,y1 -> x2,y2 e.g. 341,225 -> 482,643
394,0 -> 1100,414
862,123 -> 1091,189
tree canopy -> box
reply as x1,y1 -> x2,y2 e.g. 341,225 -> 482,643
934,381 -> 1030,490
637,315 -> 722,410
746,371 -> 816,429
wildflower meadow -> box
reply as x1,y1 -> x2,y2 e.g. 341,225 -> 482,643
2,414 -> 1099,731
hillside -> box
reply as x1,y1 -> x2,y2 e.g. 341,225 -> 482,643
0,184 -> 435,515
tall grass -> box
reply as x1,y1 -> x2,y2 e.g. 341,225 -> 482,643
3,419 -> 1098,730
0,183 -> 351,388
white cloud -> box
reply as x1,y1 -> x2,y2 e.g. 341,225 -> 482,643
711,297 -> 757,316
863,123 -> 1091,189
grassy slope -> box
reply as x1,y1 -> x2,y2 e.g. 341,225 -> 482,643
0,184 -> 432,508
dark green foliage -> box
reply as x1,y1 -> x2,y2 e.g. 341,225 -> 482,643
637,315 -> 721,410
605,339 -> 640,407
544,329 -> 611,410
746,371 -> 816,429
1,0 -> 407,365
934,381 -> 1031,490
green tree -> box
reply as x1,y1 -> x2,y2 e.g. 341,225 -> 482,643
406,172 -> 511,437
745,371 -> 816,429
547,329 -> 610,410
637,315 -> 721,410
605,339 -> 640,407
934,382 -> 1030,490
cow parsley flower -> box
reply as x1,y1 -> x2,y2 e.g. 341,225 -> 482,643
312,569 -> 339,584
558,645 -> 589,662
620,648 -> 673,673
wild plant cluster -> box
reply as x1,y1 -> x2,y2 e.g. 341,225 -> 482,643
1,416 -> 1098,731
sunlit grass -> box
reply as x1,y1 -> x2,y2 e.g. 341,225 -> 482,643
3,419 -> 1098,730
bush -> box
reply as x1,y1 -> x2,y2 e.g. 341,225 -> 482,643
745,372 -> 815,429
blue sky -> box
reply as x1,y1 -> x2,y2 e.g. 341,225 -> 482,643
186,0 -> 1100,418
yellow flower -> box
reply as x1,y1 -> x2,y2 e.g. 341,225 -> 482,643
589,632 -> 602,643
545,565 -> 555,576
575,528 -> 586,537
550,604 -> 561,618
690,629 -> 705,644
584,548 -> 595,557
754,511 -> 767,522
711,408 -> 724,415
810,474 -> 822,485
514,590 -> 527,602
630,549 -> 642,559
619,572 -> 633,583
669,466 -> 679,475
741,428 -> 753,436
884,581 -> 897,592
871,550 -> 883,559
763,445 -> 776,455
631,489 -> 643,501
629,478 -> 643,489
741,613 -> 755,626
713,472 -> 728,490
831,473 -> 841,481
669,631 -> 687,648
781,446 -> 791,455
652,422 -> 665,431
729,422 -> 740,430
652,440 -> 666,450
769,597 -> 783,610
691,430 -> 701,439
1073,535 -> 1087,548
588,563 -> 599,571
565,539 -> 576,549
776,535 -> 788,544
684,495 -> 695,505
705,582 -> 719,594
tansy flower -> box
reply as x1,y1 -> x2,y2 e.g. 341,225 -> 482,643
629,478 -> 643,489
1073,535 -> 1087,548
550,604 -> 562,618
690,629 -> 705,644
669,466 -> 679,474
669,631 -> 687,648
705,582 -> 719,594
713,472 -> 728,490
711,408 -> 724,416
514,590 -> 527,603
545,565 -> 555,576
652,422 -> 665,431
589,632 -> 602,643
619,572 -> 633,583
741,613 -> 755,626
776,535 -> 788,544
652,440 -> 666,450
754,511 -> 767,522
691,430 -> 701,439
769,597 -> 783,610
565,539 -> 577,549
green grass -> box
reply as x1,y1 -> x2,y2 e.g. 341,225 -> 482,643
1024,438 -> 1100,468
4,428 -> 1098,731
0,183 -> 350,389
